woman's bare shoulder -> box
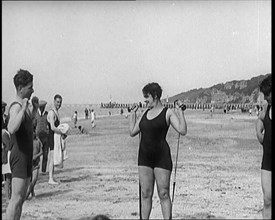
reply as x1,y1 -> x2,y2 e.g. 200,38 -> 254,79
166,107 -> 175,116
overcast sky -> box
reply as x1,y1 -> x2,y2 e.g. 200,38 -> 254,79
2,1 -> 271,105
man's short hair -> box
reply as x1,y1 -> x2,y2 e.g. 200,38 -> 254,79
13,69 -> 33,90
54,94 -> 62,100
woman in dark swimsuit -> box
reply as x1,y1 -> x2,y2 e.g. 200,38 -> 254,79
129,82 -> 187,219
256,74 -> 272,219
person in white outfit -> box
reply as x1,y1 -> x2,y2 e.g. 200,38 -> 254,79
53,123 -> 70,168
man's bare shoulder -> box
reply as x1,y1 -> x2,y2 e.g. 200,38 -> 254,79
47,109 -> 55,120
9,102 -> 22,112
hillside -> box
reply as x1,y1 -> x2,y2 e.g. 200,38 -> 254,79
166,74 -> 270,104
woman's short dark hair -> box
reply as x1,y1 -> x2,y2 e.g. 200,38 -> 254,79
142,82 -> 162,100
13,69 -> 33,90
259,74 -> 272,97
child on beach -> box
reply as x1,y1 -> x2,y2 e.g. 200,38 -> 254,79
2,130 -> 12,200
26,132 -> 43,200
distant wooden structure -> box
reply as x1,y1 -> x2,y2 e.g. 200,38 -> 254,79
100,101 -> 260,111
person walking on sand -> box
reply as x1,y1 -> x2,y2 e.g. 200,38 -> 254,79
34,100 -> 49,175
72,111 -> 78,128
6,69 -> 39,220
85,108 -> 89,119
90,109 -> 96,128
25,131 -> 43,200
255,74 -> 272,219
47,94 -> 64,185
210,106 -> 214,117
129,82 -> 187,219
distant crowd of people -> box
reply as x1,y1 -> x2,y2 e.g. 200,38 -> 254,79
71,108 -> 96,131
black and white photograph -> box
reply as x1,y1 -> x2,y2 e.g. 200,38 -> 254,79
2,1 -> 271,219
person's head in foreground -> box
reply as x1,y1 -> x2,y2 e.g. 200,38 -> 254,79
142,82 -> 162,108
91,214 -> 110,220
259,74 -> 272,105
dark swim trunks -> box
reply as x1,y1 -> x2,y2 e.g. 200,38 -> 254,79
261,104 -> 272,171
138,107 -> 172,171
9,102 -> 33,179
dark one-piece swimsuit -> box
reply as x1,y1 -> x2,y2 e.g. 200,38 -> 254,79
9,102 -> 33,178
261,104 -> 272,171
138,107 -> 172,171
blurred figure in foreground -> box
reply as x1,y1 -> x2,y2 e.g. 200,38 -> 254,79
255,74 -> 272,219
91,214 -> 110,220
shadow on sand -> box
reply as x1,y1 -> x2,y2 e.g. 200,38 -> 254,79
60,175 -> 90,183
2,189 -> 73,214
37,166 -> 86,184
75,212 -> 223,220
34,189 -> 73,199
176,212 -> 225,219
77,214 -> 111,220
55,166 -> 85,175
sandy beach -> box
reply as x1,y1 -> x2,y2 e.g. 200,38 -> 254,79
2,109 -> 264,219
